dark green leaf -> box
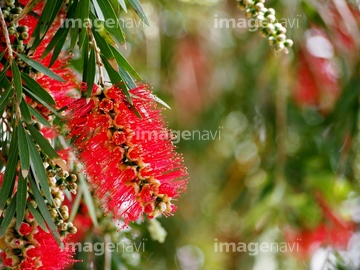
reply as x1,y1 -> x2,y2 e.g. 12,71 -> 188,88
109,45 -> 141,80
27,134 -> 53,203
119,66 -> 136,89
21,73 -> 56,105
92,19 -> 114,60
23,88 -> 61,117
20,100 -> 32,123
102,56 -> 133,105
18,123 -> 30,177
0,83 -> 14,112
11,60 -> 22,103
15,53 -> 65,82
0,129 -> 18,210
127,0 -> 149,26
27,105 -> 51,127
49,28 -> 70,67
30,0 -> 64,50
0,196 -> 16,237
78,0 -> 90,49
26,124 -> 58,159
0,51 -> 5,62
16,173 -> 28,230
27,202 -> 48,232
29,174 -> 61,245
85,46 -> 96,97
42,27 -> 69,59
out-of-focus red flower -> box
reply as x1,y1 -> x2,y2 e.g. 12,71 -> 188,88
66,85 -> 188,225
294,29 -> 340,113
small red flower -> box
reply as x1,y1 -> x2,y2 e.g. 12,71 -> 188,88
66,85 -> 188,225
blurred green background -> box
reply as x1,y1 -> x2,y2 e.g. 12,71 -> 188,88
72,0 -> 360,269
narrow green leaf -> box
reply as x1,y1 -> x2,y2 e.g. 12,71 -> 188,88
30,0 -> 64,50
23,88 -> 61,117
26,124 -> 58,159
96,0 -> 126,45
109,45 -> 142,80
0,85 -> 14,112
92,21 -> 114,60
27,202 -> 48,232
151,94 -> 171,110
85,46 -> 96,97
68,188 -> 82,223
29,174 -> 61,245
0,50 -> 5,61
21,73 -> 56,105
27,134 -> 53,203
27,105 -> 51,127
11,60 -> 22,102
16,173 -> 28,230
78,0 -> 90,49
15,53 -> 65,82
0,196 -> 16,237
0,129 -> 18,210
13,0 -> 41,22
20,100 -> 32,123
18,123 -> 30,177
119,66 -> 136,89
102,56 -> 132,105
127,0 -> 149,26
42,27 -> 69,59
49,28 -> 70,67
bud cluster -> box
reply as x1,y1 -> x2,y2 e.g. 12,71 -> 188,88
1,1 -> 29,54
238,0 -> 293,52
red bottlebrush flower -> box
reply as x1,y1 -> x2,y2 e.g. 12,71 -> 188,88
1,215 -> 76,270
66,85 -> 188,225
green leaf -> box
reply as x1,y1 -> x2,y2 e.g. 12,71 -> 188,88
0,83 -> 14,112
0,129 -> 18,210
16,173 -> 28,230
68,188 -> 82,223
92,18 -> 115,60
78,0 -> 90,49
15,53 -> 65,82
26,124 -> 57,159
119,66 -> 136,89
109,45 -> 142,80
27,105 -> 51,127
18,123 -> 30,178
109,0 -> 121,13
29,174 -> 61,245
42,27 -> 69,59
21,73 -> 56,105
20,100 -> 32,123
96,0 -> 126,45
11,60 -> 22,103
27,202 -> 48,232
0,50 -> 5,61
49,28 -> 70,67
127,0 -> 149,26
27,134 -> 53,203
84,46 -> 96,97
13,0 -> 41,22
0,196 -> 16,237
102,56 -> 132,104
30,0 -> 64,50
23,88 -> 61,117
26,124 -> 67,170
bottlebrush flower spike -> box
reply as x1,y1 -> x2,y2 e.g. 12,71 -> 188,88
66,85 -> 188,225
0,213 -> 75,270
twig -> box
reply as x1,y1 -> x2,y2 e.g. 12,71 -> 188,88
87,22 -> 105,87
